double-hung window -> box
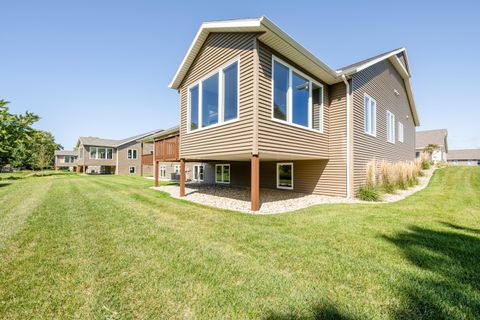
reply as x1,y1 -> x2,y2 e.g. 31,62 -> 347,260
159,165 -> 166,179
193,165 -> 204,182
387,111 -> 395,143
364,94 -> 376,136
398,122 -> 404,143
127,149 -> 137,159
272,57 -> 324,131
215,164 -> 230,184
188,59 -> 239,132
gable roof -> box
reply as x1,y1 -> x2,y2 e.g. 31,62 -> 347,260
76,129 -> 164,148
448,149 -> 480,160
140,125 -> 179,143
54,150 -> 78,156
169,16 -> 419,126
415,129 -> 448,151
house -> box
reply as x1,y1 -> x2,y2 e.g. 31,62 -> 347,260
168,17 -> 420,210
54,150 -> 78,171
447,149 -> 480,166
415,129 -> 448,162
140,126 -> 208,185
75,129 -> 163,175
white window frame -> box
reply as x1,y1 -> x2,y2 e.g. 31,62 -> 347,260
271,56 -> 324,133
387,111 -> 395,144
215,164 -> 230,184
127,149 -> 138,160
89,147 -> 113,160
364,93 -> 377,136
159,165 -> 166,179
276,162 -> 294,190
174,165 -> 180,174
398,122 -> 404,143
129,166 -> 136,174
193,164 -> 204,182
187,58 -> 240,134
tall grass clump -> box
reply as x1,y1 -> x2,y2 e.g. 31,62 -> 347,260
420,151 -> 432,169
357,159 -> 422,200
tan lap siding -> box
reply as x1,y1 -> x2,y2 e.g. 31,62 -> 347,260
179,33 -> 257,158
257,42 -> 329,158
352,60 -> 416,191
117,141 -> 142,175
316,83 -> 347,197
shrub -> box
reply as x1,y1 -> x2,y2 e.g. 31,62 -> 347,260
420,151 -> 432,169
357,186 -> 382,201
365,159 -> 377,188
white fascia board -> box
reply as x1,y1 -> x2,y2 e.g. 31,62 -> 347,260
169,18 -> 263,89
352,48 -> 406,74
404,78 -> 420,126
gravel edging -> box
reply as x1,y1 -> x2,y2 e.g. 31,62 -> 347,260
151,168 -> 437,214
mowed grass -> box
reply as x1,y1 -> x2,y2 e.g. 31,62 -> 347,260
0,167 -> 479,319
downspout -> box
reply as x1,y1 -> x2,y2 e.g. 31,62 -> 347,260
341,74 -> 353,198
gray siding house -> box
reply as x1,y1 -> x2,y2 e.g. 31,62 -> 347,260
415,129 -> 448,162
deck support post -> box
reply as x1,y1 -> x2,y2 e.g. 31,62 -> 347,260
180,158 -> 185,197
154,161 -> 159,187
251,154 -> 260,211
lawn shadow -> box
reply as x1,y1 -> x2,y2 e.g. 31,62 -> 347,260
0,182 -> 11,188
263,302 -> 355,320
383,223 -> 480,319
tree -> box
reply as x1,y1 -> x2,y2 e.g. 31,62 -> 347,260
31,131 -> 62,171
423,144 -> 439,155
0,100 -> 40,167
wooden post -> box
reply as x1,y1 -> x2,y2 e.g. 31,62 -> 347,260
140,143 -> 144,176
76,165 -> 80,174
179,158 -> 185,197
251,154 -> 260,211
154,161 -> 159,187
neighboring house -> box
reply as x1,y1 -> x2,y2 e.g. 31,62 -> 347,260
415,129 -> 448,162
75,129 -> 162,175
140,126 -> 207,184
447,149 -> 480,166
168,17 -> 419,210
54,150 -> 78,171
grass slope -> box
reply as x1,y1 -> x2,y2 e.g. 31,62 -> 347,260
0,167 -> 479,319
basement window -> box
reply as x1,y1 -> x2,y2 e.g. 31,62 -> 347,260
277,163 -> 293,190
215,164 -> 230,184
129,166 -> 136,174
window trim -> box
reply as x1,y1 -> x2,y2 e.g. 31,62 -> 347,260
159,164 -> 166,179
271,56 -> 324,133
174,164 -> 180,174
276,162 -> 294,190
193,164 -> 205,182
387,110 -> 395,144
89,147 -> 114,160
187,57 -> 241,134
129,166 -> 136,174
363,93 -> 377,137
127,149 -> 138,160
398,121 -> 404,143
215,164 -> 230,184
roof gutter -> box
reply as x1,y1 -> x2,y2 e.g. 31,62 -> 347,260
342,74 -> 353,199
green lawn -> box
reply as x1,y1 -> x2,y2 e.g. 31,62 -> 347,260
0,167 -> 479,319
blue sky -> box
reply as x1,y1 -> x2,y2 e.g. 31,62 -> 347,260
1,0 -> 479,149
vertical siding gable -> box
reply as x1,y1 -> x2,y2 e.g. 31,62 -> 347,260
351,59 -> 415,191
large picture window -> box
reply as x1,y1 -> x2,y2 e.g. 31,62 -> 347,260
215,164 -> 230,184
89,147 -> 113,160
272,57 -> 323,131
188,60 -> 239,132
277,163 -> 293,190
364,94 -> 376,136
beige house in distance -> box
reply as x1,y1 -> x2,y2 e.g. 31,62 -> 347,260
447,149 -> 480,166
166,17 -> 419,211
54,150 -> 78,171
415,129 -> 448,162
75,129 -> 163,175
